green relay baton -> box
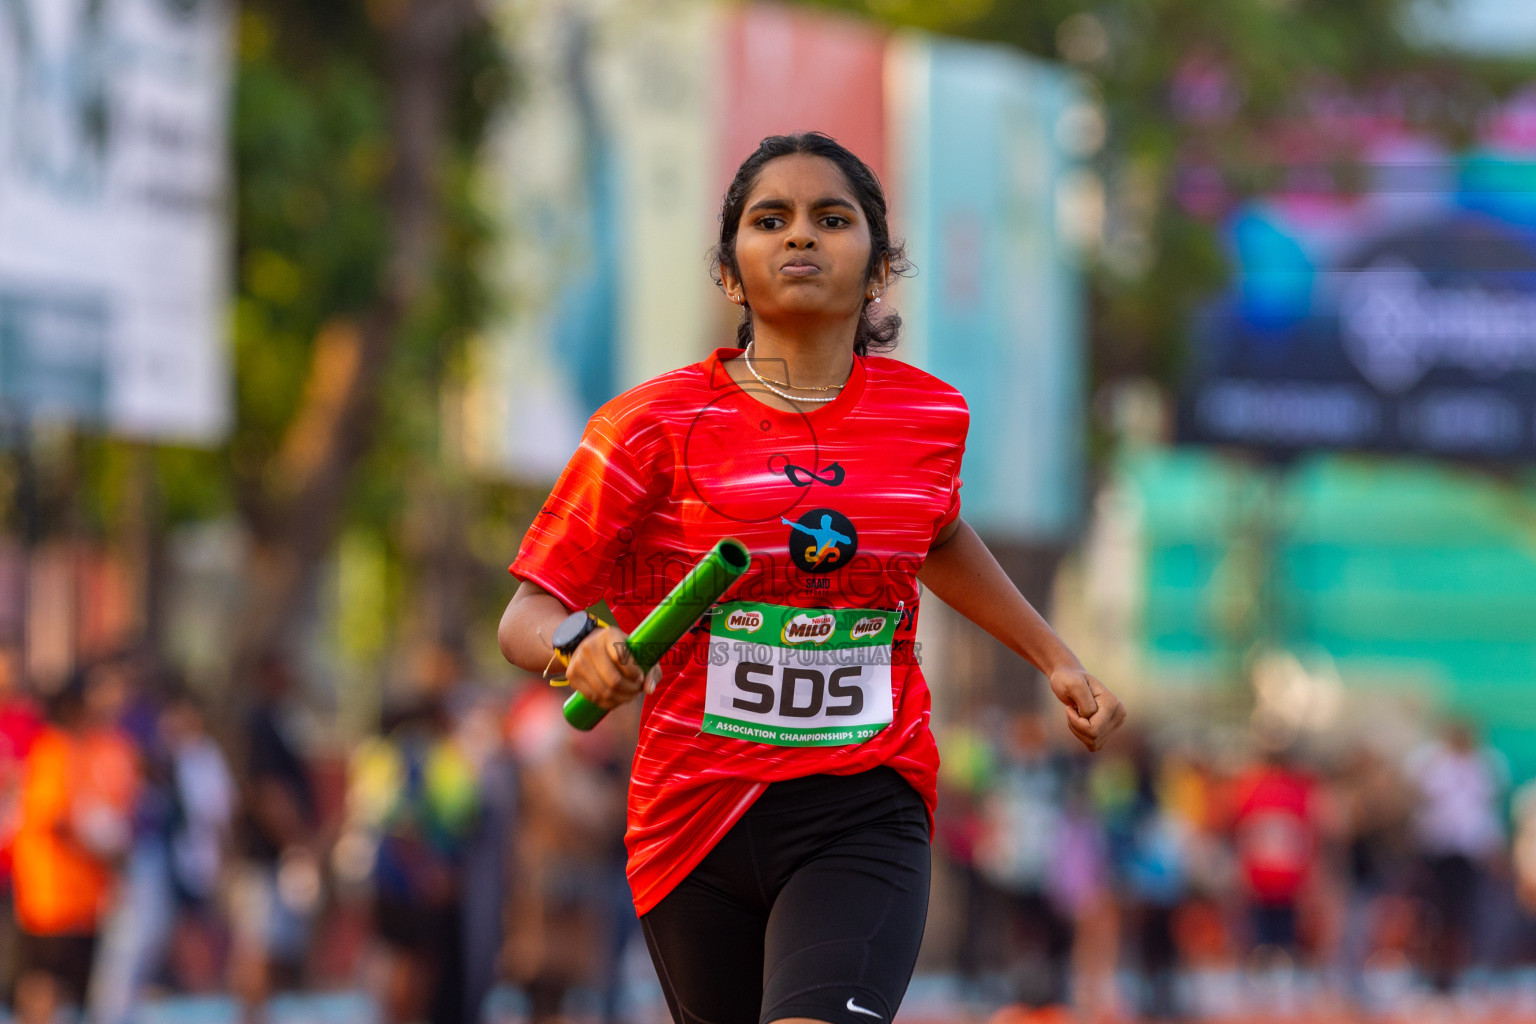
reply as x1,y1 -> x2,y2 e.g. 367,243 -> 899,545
557,538 -> 751,730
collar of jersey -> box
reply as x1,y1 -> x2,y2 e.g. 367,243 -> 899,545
703,346 -> 867,427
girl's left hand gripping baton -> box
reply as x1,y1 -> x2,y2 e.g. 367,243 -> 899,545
555,538 -> 751,731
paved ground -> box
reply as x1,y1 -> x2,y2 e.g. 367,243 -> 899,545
25,970 -> 1536,1022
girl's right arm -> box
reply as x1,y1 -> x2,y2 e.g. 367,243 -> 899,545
498,580 -> 579,675
499,581 -> 648,709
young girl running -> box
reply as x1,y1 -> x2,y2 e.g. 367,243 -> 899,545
499,132 -> 1126,1024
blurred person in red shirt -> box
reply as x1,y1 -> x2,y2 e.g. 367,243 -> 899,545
0,641 -> 42,1001
1230,743 -> 1320,958
12,662 -> 139,1024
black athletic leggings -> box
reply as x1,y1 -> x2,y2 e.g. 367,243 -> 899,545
641,767 -> 931,1024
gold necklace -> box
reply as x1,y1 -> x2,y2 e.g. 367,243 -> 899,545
743,343 -> 848,392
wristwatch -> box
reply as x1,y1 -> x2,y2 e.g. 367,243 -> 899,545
550,609 -> 610,673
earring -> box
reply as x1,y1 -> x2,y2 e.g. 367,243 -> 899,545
872,296 -> 882,303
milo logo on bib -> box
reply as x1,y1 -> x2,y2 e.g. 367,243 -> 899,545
725,609 -> 764,633
849,616 -> 886,641
703,600 -> 899,747
782,613 -> 834,645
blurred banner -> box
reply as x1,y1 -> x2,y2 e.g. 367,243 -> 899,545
1116,446 -> 1536,776
718,5 -> 889,195
892,38 -> 1086,542
0,0 -> 232,443
603,2 -> 716,392
471,0 -> 719,479
472,3 -> 1087,544
471,0 -> 623,479
1178,87 -> 1536,461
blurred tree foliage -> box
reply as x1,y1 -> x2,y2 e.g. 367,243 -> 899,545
222,0 -> 511,670
79,0 -> 513,682
807,0 -> 1535,404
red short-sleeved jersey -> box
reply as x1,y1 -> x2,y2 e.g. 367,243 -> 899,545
1232,765 -> 1318,905
511,346 -> 968,913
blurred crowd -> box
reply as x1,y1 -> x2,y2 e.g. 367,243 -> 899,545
936,708 -> 1536,1020
1,640 -> 1535,1023
0,643 -> 640,1024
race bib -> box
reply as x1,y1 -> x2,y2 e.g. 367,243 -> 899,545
702,601 -> 898,747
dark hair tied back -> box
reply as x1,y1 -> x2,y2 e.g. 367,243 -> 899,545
709,132 -> 914,356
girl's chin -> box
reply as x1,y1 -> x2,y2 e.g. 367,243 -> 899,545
749,297 -> 864,320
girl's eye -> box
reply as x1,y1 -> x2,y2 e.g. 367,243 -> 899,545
757,216 -> 784,230
821,215 -> 849,228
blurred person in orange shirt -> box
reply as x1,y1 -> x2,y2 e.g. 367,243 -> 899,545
0,641 -> 42,1001
12,662 -> 139,1024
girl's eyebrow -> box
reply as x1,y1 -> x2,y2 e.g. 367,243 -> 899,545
745,197 -> 792,215
745,196 -> 858,215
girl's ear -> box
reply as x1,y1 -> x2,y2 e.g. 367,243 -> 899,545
720,263 -> 746,305
868,254 -> 891,298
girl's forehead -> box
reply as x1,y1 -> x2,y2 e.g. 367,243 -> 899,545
746,154 -> 856,202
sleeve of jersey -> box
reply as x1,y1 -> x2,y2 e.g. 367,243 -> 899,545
510,413 -> 661,612
934,401 -> 969,536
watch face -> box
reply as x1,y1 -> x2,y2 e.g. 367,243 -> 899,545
551,610 -> 597,656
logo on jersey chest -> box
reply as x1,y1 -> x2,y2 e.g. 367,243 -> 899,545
783,508 -> 858,574
781,461 -> 845,488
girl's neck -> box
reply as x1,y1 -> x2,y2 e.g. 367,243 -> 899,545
742,318 -> 857,390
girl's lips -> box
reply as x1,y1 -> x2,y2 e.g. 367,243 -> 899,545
779,263 -> 821,277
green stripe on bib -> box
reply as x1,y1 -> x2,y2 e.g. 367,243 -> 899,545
702,601 -> 897,747
711,600 -> 898,651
